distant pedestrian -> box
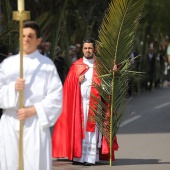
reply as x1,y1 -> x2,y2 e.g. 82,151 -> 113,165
145,47 -> 156,91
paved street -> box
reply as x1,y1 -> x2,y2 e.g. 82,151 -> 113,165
52,86 -> 170,170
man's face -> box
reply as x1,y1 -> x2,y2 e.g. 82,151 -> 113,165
23,28 -> 41,55
82,43 -> 95,59
44,42 -> 50,52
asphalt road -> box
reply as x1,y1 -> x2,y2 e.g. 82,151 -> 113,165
52,86 -> 170,170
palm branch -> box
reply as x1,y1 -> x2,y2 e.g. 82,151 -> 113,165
92,0 -> 146,165
0,0 -> 19,53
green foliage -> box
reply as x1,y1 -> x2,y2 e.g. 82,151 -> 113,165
0,0 -> 18,52
1,0 -> 170,92
93,0 -> 146,150
141,0 -> 170,36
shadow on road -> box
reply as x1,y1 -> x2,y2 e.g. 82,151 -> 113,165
112,158 -> 170,166
53,158 -> 170,167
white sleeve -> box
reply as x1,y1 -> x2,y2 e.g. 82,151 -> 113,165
34,65 -> 62,128
0,65 -> 19,109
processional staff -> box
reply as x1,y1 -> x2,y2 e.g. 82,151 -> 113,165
12,0 -> 30,169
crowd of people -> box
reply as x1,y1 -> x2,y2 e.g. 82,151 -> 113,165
144,40 -> 170,92
127,39 -> 170,96
36,40 -> 82,84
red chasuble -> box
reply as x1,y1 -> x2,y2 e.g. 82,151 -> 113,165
52,58 -> 119,160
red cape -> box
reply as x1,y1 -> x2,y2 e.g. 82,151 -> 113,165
52,58 -> 119,160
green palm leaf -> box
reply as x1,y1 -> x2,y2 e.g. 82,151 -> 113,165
0,0 -> 19,52
92,0 -> 146,165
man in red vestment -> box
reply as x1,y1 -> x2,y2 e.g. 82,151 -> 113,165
52,38 -> 118,166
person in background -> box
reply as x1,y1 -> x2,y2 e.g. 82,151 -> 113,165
75,43 -> 82,59
69,45 -> 77,63
43,41 -> 51,57
166,41 -> 170,82
145,47 -> 156,91
52,38 -> 118,166
54,46 -> 65,84
0,21 -> 62,170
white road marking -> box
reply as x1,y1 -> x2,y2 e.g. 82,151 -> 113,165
119,102 -> 170,127
120,115 -> 141,127
154,102 -> 170,109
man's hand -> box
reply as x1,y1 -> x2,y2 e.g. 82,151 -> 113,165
15,78 -> 25,91
79,75 -> 85,83
17,106 -> 36,121
113,65 -> 118,72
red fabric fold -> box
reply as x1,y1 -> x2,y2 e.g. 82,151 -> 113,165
100,136 -> 119,160
52,58 -> 88,159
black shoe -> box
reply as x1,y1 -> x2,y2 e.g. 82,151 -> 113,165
84,162 -> 92,166
72,161 -> 83,165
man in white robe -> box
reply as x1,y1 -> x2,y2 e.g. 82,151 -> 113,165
73,53 -> 101,165
0,21 -> 62,170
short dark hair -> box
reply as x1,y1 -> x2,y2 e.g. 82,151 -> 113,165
23,21 -> 41,38
83,38 -> 96,49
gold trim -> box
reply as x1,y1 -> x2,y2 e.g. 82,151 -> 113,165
13,11 -> 30,21
87,115 -> 95,122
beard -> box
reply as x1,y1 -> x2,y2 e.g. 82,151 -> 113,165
84,53 -> 94,59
